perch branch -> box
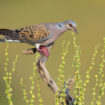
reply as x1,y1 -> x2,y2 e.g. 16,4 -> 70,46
23,45 -> 75,105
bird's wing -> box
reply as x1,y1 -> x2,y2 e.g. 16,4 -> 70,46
17,24 -> 52,44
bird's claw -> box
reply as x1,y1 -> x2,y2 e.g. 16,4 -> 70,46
37,46 -> 50,58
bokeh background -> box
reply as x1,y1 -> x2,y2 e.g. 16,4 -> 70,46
0,0 -> 105,105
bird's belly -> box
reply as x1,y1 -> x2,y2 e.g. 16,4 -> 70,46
40,34 -> 57,46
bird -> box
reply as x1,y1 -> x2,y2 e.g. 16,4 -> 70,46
0,20 -> 78,57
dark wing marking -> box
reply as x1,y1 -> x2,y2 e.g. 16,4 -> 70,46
0,29 -> 20,40
18,24 -> 51,44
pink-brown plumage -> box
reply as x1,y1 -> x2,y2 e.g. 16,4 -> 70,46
0,20 -> 77,57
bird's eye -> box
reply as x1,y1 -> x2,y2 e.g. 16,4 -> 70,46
58,24 -> 62,27
69,24 -> 73,27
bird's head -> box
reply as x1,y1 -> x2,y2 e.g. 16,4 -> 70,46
64,20 -> 78,34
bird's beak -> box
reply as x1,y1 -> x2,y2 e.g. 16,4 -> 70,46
73,27 -> 78,34
66,24 -> 78,34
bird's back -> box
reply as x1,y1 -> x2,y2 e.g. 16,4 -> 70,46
17,24 -> 52,44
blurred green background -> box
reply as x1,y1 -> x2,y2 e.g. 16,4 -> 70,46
0,0 -> 105,105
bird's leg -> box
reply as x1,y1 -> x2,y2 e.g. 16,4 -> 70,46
38,46 -> 50,58
36,43 -> 50,58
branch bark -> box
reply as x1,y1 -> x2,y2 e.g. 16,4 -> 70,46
36,45 -> 58,93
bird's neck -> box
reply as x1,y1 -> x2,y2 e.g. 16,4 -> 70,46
51,25 -> 68,43
57,27 -> 68,36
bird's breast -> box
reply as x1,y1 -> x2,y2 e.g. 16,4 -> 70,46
40,29 -> 65,46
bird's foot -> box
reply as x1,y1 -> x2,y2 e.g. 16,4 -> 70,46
37,46 -> 50,58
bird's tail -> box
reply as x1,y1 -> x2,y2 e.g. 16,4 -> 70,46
0,29 -> 20,42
